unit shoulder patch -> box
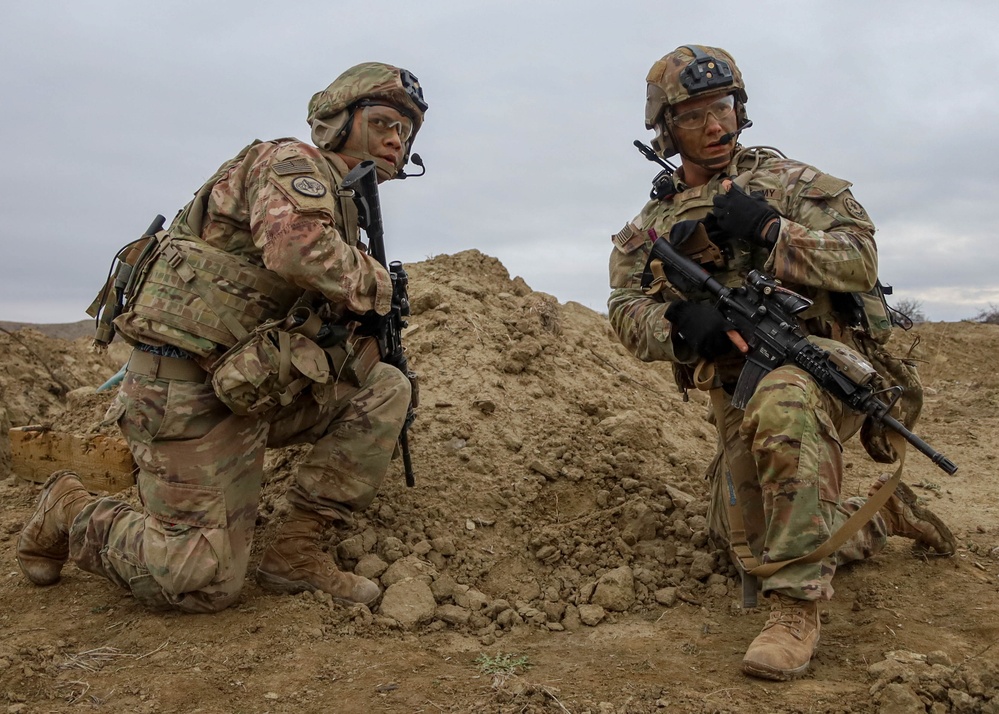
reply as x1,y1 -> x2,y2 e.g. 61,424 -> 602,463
843,196 -> 867,219
291,176 -> 327,198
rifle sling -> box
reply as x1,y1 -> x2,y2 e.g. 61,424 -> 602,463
701,360 -> 908,584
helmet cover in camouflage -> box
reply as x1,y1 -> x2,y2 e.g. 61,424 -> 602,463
308,62 -> 428,133
645,45 -> 749,160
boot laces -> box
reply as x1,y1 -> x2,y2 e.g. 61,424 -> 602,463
762,597 -> 808,638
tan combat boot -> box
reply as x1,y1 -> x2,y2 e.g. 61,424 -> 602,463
256,509 -> 380,606
742,593 -> 820,680
869,474 -> 957,555
17,470 -> 95,586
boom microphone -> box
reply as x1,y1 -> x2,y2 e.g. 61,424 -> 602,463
719,120 -> 753,146
398,153 -> 426,179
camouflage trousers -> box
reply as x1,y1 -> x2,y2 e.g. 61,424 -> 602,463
712,340 -> 889,601
68,361 -> 410,613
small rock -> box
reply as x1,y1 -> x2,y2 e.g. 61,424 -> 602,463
354,554 -> 389,580
592,566 -> 636,612
528,459 -> 558,481
381,555 -> 436,587
655,587 -> 678,607
435,604 -> 471,626
688,552 -> 716,581
926,650 -> 952,667
379,579 -> 437,628
473,399 -> 496,415
578,604 -> 606,626
431,536 -> 456,557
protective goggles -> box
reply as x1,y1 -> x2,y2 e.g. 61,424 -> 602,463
671,94 -> 735,130
359,104 -> 414,143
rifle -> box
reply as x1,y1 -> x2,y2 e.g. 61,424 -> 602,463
90,214 -> 166,347
341,160 -> 417,486
645,229 -> 958,475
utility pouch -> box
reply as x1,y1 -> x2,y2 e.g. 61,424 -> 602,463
324,336 -> 380,388
853,331 -> 924,463
642,221 -> 725,297
87,216 -> 164,348
210,314 -> 330,418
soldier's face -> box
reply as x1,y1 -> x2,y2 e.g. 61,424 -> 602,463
671,93 -> 738,167
339,104 -> 409,172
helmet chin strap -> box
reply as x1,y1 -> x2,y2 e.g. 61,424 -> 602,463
678,146 -> 733,174
338,106 -> 405,180
670,125 -> 734,175
664,114 -> 746,176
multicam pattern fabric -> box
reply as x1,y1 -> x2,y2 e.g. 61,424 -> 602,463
115,139 -> 392,358
307,62 -> 426,130
609,146 -> 878,384
608,145 -> 890,601
645,44 -> 746,117
68,362 -> 410,612
71,128 -> 410,612
726,348 -> 890,600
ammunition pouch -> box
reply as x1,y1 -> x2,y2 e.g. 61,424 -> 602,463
854,330 -> 924,464
643,220 -> 725,297
210,308 -> 380,419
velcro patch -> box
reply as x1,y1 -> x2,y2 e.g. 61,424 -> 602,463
291,176 -> 327,198
611,223 -> 646,254
843,197 -> 867,219
273,158 -> 314,176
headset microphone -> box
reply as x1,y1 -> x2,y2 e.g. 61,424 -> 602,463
718,119 -> 753,146
398,153 -> 426,179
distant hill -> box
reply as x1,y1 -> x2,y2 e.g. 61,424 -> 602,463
0,319 -> 93,341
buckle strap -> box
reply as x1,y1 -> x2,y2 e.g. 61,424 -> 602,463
126,349 -> 208,382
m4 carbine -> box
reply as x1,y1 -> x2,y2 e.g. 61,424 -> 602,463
645,230 -> 957,475
341,160 -> 417,486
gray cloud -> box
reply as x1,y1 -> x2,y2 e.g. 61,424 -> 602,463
2,0 -> 997,323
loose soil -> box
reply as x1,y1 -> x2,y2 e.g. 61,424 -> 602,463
1,250 -> 997,713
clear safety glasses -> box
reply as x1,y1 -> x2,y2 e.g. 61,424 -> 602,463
363,106 -> 414,143
671,94 -> 735,130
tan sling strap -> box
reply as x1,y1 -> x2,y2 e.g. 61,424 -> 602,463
697,359 -> 908,602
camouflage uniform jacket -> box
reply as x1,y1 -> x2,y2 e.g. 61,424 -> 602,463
115,138 -> 392,357
608,145 -> 883,387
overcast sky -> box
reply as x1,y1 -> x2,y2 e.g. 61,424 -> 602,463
2,1 -> 997,324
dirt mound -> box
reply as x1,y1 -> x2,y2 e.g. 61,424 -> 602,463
1,250 -> 997,713
0,319 -> 94,342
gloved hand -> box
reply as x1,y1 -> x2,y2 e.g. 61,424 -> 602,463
701,212 -> 732,251
711,184 -> 779,248
665,300 -> 738,360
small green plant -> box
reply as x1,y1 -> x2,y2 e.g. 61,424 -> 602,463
474,652 -> 531,678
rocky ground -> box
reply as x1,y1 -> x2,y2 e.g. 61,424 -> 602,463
1,250 -> 997,713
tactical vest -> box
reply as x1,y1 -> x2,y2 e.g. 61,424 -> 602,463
647,147 -> 893,349
94,140 -> 360,361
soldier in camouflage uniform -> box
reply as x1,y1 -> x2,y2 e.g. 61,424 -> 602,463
608,45 -> 955,680
17,62 -> 428,613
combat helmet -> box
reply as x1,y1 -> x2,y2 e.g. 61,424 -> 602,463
645,45 -> 749,160
308,61 -> 428,178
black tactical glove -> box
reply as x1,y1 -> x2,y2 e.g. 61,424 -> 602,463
701,212 -> 732,252
664,300 -> 738,360
711,184 -> 779,248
